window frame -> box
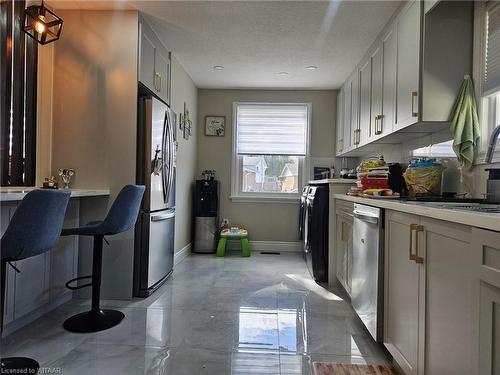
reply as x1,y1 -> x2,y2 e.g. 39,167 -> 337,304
230,102 -> 311,203
473,0 -> 500,164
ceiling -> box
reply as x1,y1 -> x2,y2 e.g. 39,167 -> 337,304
49,1 -> 401,90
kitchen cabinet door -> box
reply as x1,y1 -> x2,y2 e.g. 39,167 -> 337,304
359,59 -> 371,146
155,49 -> 171,105
472,228 -> 500,374
384,211 -> 420,375
343,78 -> 353,151
335,208 -> 353,295
336,89 -> 344,155
381,26 -> 397,137
350,70 -> 360,148
420,218 -> 476,375
394,1 -> 421,130
370,45 -> 383,140
139,23 -> 156,93
479,282 -> 500,375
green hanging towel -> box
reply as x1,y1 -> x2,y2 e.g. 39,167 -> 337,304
450,75 -> 481,169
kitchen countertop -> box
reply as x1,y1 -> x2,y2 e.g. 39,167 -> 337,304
334,194 -> 500,232
0,187 -> 110,202
309,178 -> 357,185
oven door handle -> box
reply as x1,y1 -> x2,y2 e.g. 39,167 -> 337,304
353,211 -> 379,224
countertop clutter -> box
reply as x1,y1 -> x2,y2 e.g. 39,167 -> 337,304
335,194 -> 500,232
0,187 -> 110,202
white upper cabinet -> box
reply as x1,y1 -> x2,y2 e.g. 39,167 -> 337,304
394,1 -> 421,131
381,26 -> 397,138
369,45 -> 383,140
336,0 -> 473,156
139,26 -> 156,93
138,18 -> 171,105
342,77 -> 353,153
336,89 -> 344,154
154,48 -> 171,105
350,69 -> 360,148
359,59 -> 371,146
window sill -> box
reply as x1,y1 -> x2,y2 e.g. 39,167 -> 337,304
229,195 -> 300,204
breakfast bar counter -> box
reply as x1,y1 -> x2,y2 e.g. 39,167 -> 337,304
0,188 -> 110,336
0,187 -> 110,202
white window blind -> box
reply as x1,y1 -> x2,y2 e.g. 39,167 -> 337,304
236,103 -> 308,155
484,3 -> 500,94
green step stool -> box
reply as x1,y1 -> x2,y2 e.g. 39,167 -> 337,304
216,227 -> 250,257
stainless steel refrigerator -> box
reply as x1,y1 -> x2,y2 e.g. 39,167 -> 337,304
134,92 -> 176,297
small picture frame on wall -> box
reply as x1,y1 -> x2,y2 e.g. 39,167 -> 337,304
205,116 -> 225,136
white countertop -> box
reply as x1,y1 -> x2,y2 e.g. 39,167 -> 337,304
309,178 -> 357,185
334,194 -> 500,232
0,187 -> 110,202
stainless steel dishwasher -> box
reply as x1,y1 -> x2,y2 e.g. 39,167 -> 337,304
351,203 -> 383,342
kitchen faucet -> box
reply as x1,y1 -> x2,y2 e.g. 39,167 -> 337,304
485,124 -> 500,164
485,124 -> 500,202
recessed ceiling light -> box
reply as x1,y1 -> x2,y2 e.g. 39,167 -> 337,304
213,65 -> 224,70
306,65 -> 318,70
277,71 -> 289,76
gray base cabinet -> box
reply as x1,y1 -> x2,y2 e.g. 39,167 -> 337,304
384,210 -> 479,375
335,200 -> 354,295
473,228 -> 500,374
384,211 -> 420,375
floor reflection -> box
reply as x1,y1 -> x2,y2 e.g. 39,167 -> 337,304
2,253 -> 391,375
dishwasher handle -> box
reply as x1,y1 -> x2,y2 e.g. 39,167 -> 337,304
353,210 -> 379,224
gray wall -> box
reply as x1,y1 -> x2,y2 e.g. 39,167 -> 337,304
51,10 -> 139,299
46,10 -> 198,298
197,89 -> 337,242
171,57 -> 198,253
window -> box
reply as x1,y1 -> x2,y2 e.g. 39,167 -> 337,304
474,1 -> 500,162
231,103 -> 310,201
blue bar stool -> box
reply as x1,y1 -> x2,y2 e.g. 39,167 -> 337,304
61,185 -> 145,333
1,189 -> 71,373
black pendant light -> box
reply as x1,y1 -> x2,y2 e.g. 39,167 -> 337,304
23,0 -> 63,45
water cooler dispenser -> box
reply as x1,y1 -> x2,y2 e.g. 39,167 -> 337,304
193,180 -> 219,253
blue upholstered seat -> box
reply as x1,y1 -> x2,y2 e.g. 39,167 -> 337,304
59,185 -> 145,334
1,189 -> 71,262
1,189 -> 71,372
61,185 -> 145,237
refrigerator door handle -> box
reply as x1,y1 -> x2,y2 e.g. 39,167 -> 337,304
151,211 -> 175,221
165,110 -> 172,203
162,111 -> 169,204
167,110 -> 175,201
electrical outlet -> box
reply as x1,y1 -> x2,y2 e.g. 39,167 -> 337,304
221,218 -> 229,227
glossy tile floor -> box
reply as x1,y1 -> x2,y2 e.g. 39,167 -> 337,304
2,252 -> 391,374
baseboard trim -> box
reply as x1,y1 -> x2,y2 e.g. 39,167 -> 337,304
174,242 -> 192,266
2,292 -> 72,337
226,240 -> 302,253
